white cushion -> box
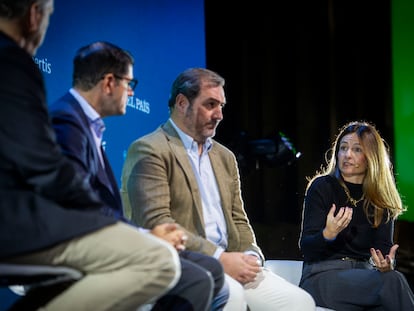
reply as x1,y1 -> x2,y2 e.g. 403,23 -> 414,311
264,260 -> 335,311
264,259 -> 303,285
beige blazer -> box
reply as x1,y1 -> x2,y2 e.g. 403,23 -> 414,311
121,120 -> 264,260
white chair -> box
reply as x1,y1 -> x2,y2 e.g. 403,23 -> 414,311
264,260 -> 335,311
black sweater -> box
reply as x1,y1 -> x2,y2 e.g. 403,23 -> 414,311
299,175 -> 393,263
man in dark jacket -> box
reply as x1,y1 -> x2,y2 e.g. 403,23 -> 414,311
0,1 -> 182,310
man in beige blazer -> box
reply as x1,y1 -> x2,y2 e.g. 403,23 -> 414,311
121,67 -> 316,311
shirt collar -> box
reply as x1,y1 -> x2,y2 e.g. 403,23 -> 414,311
169,118 -> 212,152
69,88 -> 100,121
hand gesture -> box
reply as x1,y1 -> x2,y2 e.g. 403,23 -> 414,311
151,223 -> 187,251
369,244 -> 398,272
323,204 -> 353,240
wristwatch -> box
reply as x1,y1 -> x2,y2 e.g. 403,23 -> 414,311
369,256 -> 396,270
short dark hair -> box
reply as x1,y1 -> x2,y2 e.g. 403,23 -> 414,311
168,67 -> 225,109
72,41 -> 134,91
0,0 -> 46,19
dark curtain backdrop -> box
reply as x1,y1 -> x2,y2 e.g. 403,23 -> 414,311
204,0 -> 399,256
205,0 -> 414,289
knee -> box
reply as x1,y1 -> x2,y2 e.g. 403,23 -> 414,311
208,256 -> 225,279
293,287 -> 316,310
224,277 -> 247,311
301,289 -> 316,309
193,253 -> 225,288
155,243 -> 181,288
226,275 -> 246,301
208,258 -> 225,295
214,280 -> 230,307
382,270 -> 410,289
204,270 -> 215,294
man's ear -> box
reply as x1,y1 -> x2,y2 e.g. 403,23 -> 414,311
175,93 -> 189,111
100,73 -> 116,94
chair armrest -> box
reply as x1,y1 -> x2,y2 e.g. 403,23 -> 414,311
0,263 -> 82,288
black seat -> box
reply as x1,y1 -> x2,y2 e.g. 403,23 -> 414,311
0,263 -> 83,311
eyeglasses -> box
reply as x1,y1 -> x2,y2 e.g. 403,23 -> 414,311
113,74 -> 138,91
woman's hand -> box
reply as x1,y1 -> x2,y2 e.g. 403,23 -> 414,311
369,244 -> 398,272
323,204 -> 353,240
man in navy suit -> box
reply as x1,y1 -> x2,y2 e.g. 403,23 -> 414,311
0,1 -> 184,310
50,41 -> 228,311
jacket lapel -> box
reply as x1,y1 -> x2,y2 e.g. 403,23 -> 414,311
66,95 -> 102,176
101,147 -> 122,207
162,121 -> 205,224
69,94 -> 121,209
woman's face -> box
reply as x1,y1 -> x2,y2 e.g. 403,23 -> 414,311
337,132 -> 367,183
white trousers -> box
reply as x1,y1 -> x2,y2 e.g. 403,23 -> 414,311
223,267 -> 316,311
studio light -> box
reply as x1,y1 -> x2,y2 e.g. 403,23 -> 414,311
232,131 -> 301,171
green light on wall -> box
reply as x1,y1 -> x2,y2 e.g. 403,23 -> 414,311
392,0 -> 414,221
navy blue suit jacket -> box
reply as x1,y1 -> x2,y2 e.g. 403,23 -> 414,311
0,33 -> 116,259
49,93 -> 227,309
49,92 -> 124,219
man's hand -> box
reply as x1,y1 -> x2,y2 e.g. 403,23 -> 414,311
151,223 -> 187,251
219,252 -> 261,284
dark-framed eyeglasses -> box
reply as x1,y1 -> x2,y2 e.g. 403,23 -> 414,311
113,74 -> 138,91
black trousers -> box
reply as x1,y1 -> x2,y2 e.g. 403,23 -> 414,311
152,250 -> 226,311
300,259 -> 414,311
